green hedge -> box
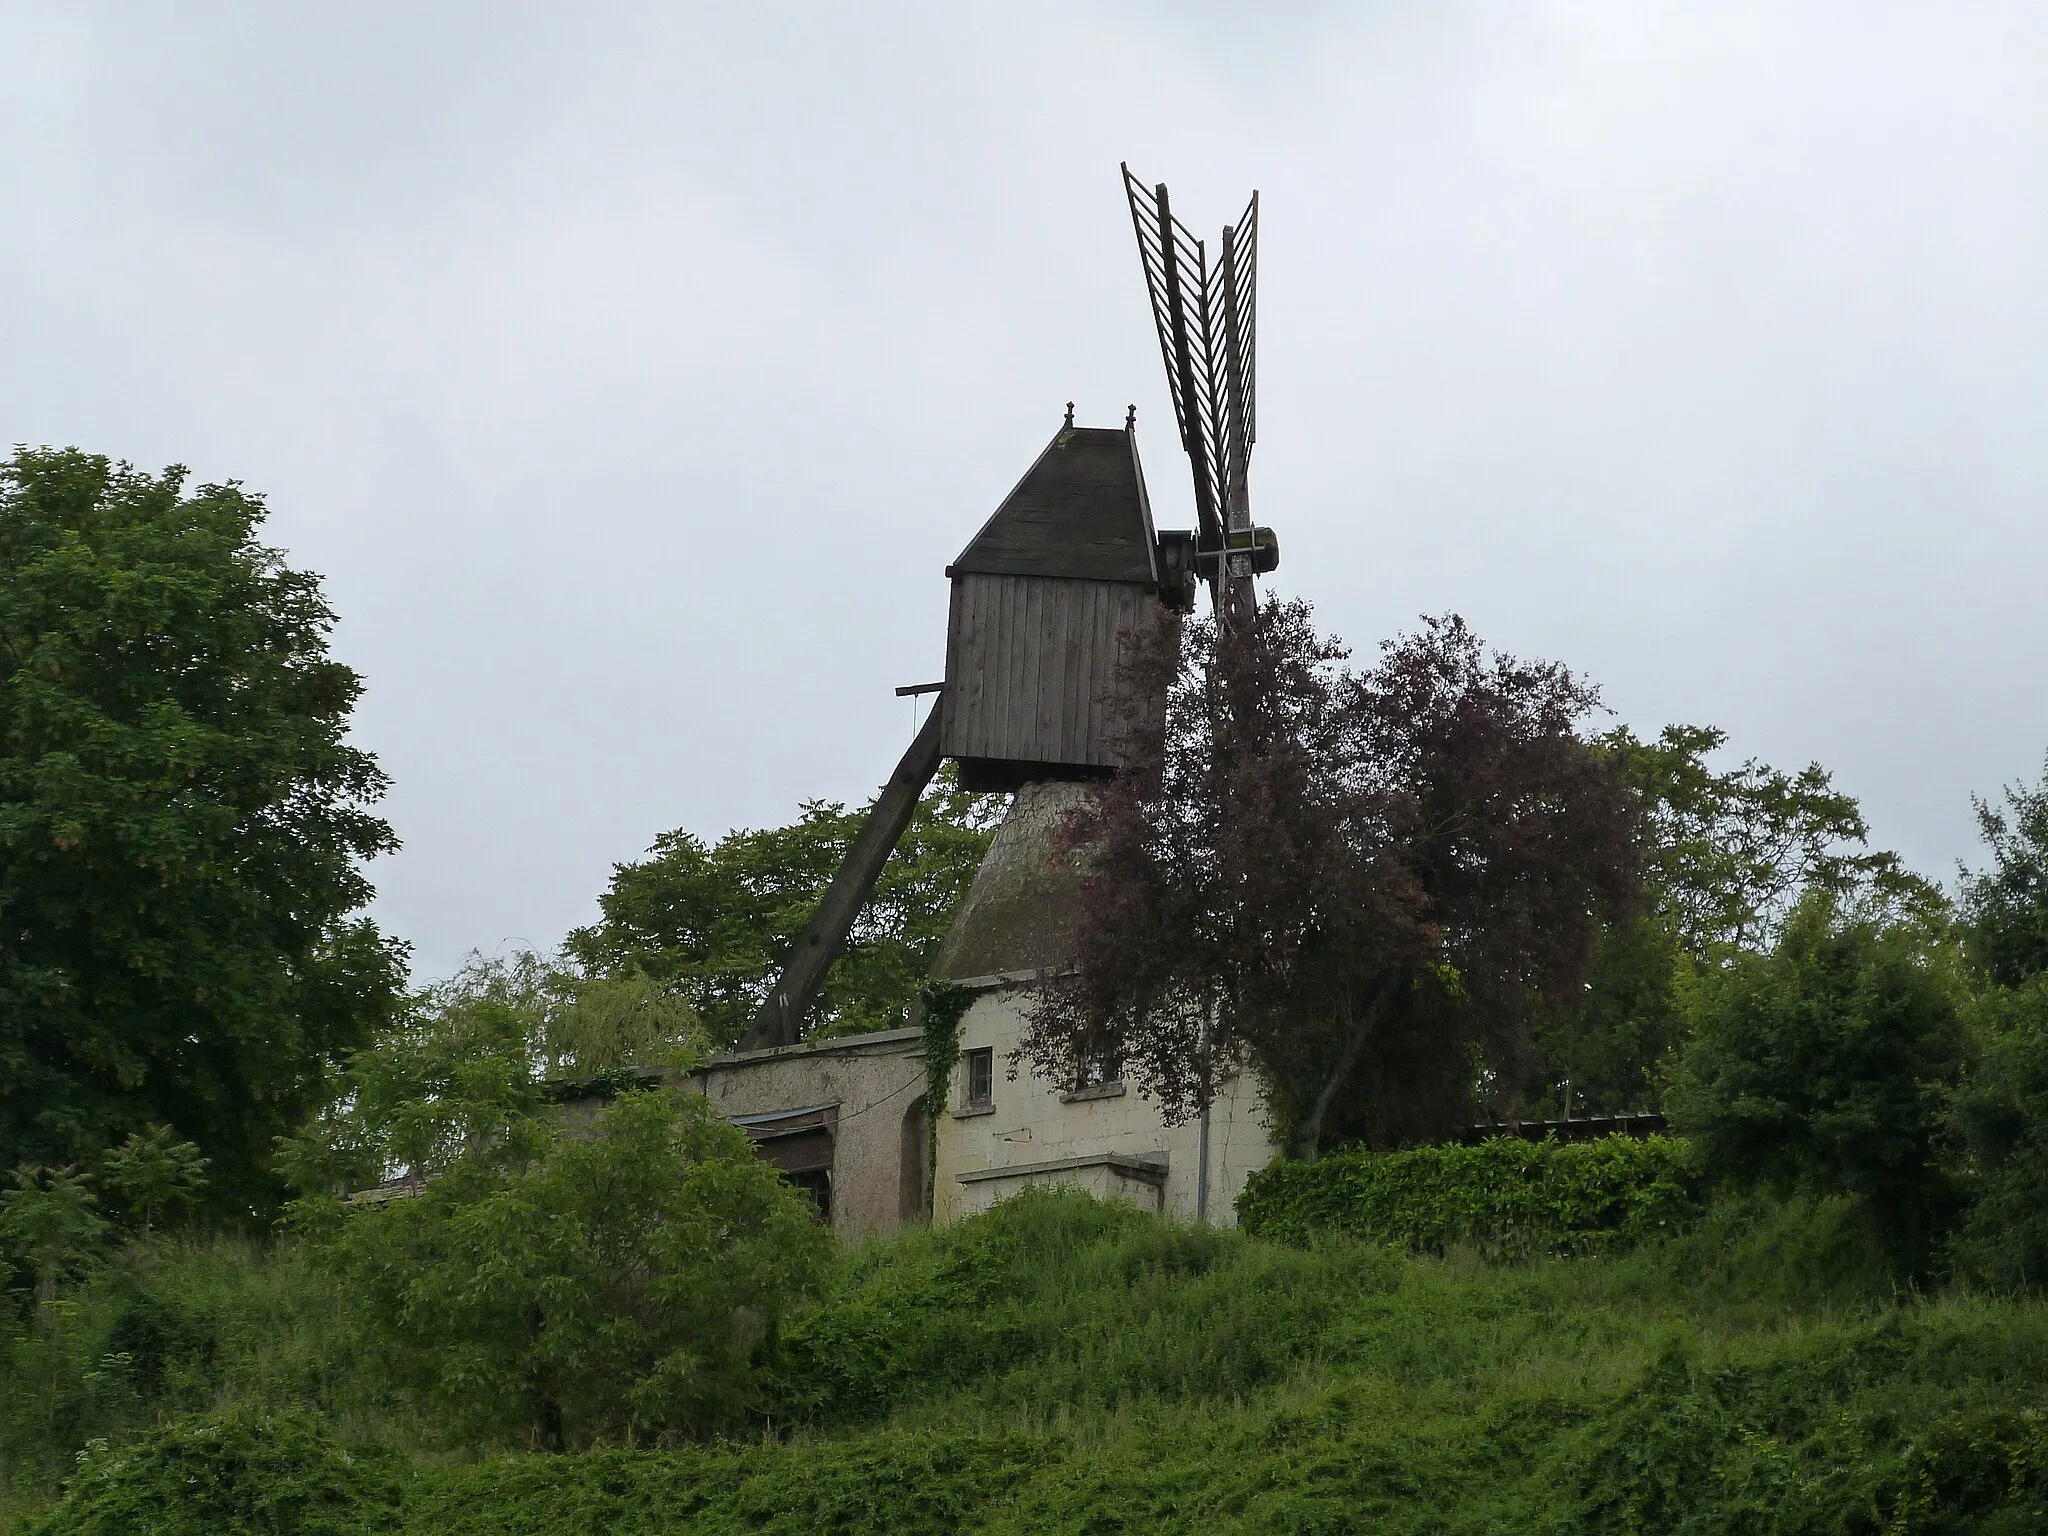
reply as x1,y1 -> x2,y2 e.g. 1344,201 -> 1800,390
1236,1134 -> 1702,1256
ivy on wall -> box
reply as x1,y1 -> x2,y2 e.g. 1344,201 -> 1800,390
916,982 -> 976,1216
1236,1134 -> 1701,1258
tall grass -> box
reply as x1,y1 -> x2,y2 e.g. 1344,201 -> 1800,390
12,1188 -> 2048,1532
0,1232 -> 426,1524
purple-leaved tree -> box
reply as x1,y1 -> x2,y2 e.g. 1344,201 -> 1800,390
1022,600 -> 1642,1157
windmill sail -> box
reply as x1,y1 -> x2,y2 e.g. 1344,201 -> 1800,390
1122,165 -> 1266,615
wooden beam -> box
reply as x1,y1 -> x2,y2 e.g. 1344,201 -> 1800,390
737,701 -> 948,1051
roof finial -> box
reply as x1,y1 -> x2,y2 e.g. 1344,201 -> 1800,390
1125,403 -> 1137,430
1064,401 -> 1076,428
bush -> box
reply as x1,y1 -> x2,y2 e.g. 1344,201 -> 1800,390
1235,1133 -> 1700,1254
297,1087 -> 832,1451
1665,894 -> 1966,1263
1950,976 -> 2048,1288
17,1405 -> 404,1536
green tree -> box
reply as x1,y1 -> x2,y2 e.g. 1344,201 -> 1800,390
567,766 -> 1001,1047
1665,893 -> 1966,1264
1943,761 -> 2048,1287
98,1126 -> 208,1238
1948,975 -> 2048,1288
1960,754 -> 2048,988
536,967 -> 708,1080
284,978 -> 828,1451
1609,724 -> 1928,959
283,952 -> 707,1198
0,449 -> 404,1213
1527,911 -> 1689,1117
0,1164 -> 107,1326
1531,727 -> 1937,1116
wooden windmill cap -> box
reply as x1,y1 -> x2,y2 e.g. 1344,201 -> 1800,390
945,422 -> 1160,586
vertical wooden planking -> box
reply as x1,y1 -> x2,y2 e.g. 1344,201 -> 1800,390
1020,576 -> 1047,763
944,578 -> 968,759
944,570 -> 1167,773
1057,579 -> 1087,763
981,574 -> 1006,761
977,575 -> 1003,759
962,576 -> 995,759
985,575 -> 1009,761
1087,581 -> 1113,764
980,576 -> 1005,759
1075,580 -> 1098,761
1036,577 -> 1057,762
963,577 -> 989,759
1107,584 -> 1133,767
1074,581 -> 1099,767
1009,576 -> 1036,762
1042,579 -> 1073,761
942,580 -> 967,760
1108,586 -> 1148,767
1102,584 -> 1128,766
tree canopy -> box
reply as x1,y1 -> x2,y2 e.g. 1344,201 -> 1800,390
1961,755 -> 2048,988
1023,602 -> 1643,1156
0,449 -> 404,1214
1608,723 -> 1931,959
1531,725 -> 1938,1116
566,767 -> 1001,1047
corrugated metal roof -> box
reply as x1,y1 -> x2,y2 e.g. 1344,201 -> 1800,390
730,1103 -> 839,1135
947,424 -> 1159,585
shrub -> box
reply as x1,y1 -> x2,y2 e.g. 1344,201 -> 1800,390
0,1164 -> 106,1325
296,1087 -> 832,1451
17,1405 -> 404,1536
97,1127 -> 208,1239
1234,1133 -> 1700,1254
1950,976 -> 2048,1288
1665,894 -> 1966,1264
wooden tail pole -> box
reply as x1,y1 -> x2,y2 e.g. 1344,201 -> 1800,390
738,701 -> 947,1051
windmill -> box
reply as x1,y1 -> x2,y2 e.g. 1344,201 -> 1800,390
736,170 -> 1278,1052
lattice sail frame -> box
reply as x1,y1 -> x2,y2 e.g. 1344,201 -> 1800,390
1121,164 -> 1259,580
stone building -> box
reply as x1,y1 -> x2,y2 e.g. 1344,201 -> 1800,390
685,1026 -> 929,1243
676,781 -> 1280,1237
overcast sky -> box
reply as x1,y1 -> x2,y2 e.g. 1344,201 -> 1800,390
5,3 -> 2046,980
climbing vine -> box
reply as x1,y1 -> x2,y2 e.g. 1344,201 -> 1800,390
917,981 -> 976,1214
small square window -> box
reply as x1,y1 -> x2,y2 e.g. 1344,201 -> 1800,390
963,1047 -> 994,1109
1073,1048 -> 1121,1092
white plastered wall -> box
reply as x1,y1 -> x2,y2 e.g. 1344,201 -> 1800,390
931,982 -> 1280,1227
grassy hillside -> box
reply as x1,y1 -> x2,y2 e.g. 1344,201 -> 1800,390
10,1187 -> 2048,1533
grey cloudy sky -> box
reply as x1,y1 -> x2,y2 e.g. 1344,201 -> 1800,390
5,3 -> 2045,980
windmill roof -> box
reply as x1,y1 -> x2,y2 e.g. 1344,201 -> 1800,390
947,424 -> 1159,584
